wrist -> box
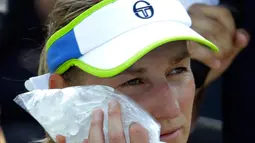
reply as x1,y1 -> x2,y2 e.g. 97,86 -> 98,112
204,69 -> 222,87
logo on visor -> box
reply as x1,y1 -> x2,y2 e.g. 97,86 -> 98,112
133,1 -> 154,19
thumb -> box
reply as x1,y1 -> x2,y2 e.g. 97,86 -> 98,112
234,29 -> 250,49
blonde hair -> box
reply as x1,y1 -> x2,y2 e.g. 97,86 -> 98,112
38,0 -> 101,142
38,0 -> 101,76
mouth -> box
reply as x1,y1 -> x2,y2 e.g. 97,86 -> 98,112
160,127 -> 182,141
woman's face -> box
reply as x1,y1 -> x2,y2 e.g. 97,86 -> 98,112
50,41 -> 195,143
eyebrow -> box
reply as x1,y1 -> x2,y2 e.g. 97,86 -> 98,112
124,48 -> 190,75
125,67 -> 147,75
169,50 -> 190,65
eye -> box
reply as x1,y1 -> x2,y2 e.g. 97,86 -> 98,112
167,67 -> 187,76
120,78 -> 144,87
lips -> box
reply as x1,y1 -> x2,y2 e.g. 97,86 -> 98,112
160,128 -> 180,137
160,127 -> 182,136
160,127 -> 182,142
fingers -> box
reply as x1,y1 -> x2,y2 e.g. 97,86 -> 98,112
56,109 -> 104,143
188,41 -> 221,69
224,29 -> 250,60
129,123 -> 149,143
56,135 -> 66,143
189,4 -> 235,31
191,14 -> 224,36
189,7 -> 233,56
57,101 -> 149,143
108,100 -> 126,143
234,29 -> 250,49
188,4 -> 242,69
88,108 -> 105,143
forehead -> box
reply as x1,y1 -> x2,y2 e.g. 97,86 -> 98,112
129,41 -> 189,68
75,41 -> 189,85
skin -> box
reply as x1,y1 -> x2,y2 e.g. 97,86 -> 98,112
188,4 -> 250,86
50,41 -> 195,143
0,128 -> 6,143
187,4 -> 250,128
34,1 -> 250,86
0,3 -> 248,143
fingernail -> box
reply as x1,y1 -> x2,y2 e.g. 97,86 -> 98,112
108,100 -> 118,112
236,29 -> 250,47
92,108 -> 103,121
83,139 -> 89,143
238,29 -> 249,37
129,122 -> 139,132
239,31 -> 247,39
129,122 -> 146,135
130,122 -> 139,127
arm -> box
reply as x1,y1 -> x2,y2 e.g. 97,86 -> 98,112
188,3 -> 249,87
0,128 -> 6,143
220,0 -> 255,142
189,2 -> 249,134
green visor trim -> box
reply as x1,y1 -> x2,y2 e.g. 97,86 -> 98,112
55,36 -> 219,78
45,0 -> 116,51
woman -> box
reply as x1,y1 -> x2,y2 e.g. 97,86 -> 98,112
36,0 -> 218,142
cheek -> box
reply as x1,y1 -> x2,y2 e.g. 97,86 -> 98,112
177,73 -> 195,103
178,77 -> 195,124
179,78 -> 195,106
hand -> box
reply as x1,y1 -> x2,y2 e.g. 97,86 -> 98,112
188,4 -> 250,85
56,100 -> 149,143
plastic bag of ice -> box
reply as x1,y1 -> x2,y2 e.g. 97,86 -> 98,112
14,85 -> 161,143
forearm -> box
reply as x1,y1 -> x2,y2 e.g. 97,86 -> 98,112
0,127 -> 6,143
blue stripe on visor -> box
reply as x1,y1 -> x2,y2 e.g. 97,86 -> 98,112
47,30 -> 82,73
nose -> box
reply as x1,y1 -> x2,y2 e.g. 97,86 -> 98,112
148,83 -> 181,119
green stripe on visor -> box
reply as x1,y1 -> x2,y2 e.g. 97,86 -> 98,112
46,0 -> 219,78
55,36 -> 218,78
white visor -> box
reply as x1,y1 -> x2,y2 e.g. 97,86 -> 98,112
26,0 -> 218,91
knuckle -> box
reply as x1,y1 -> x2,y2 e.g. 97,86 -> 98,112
90,119 -> 101,127
188,4 -> 203,13
109,132 -> 124,142
208,20 -> 225,33
108,109 -> 120,117
213,23 -> 225,33
189,3 -> 205,10
218,7 -> 232,17
129,124 -> 146,135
